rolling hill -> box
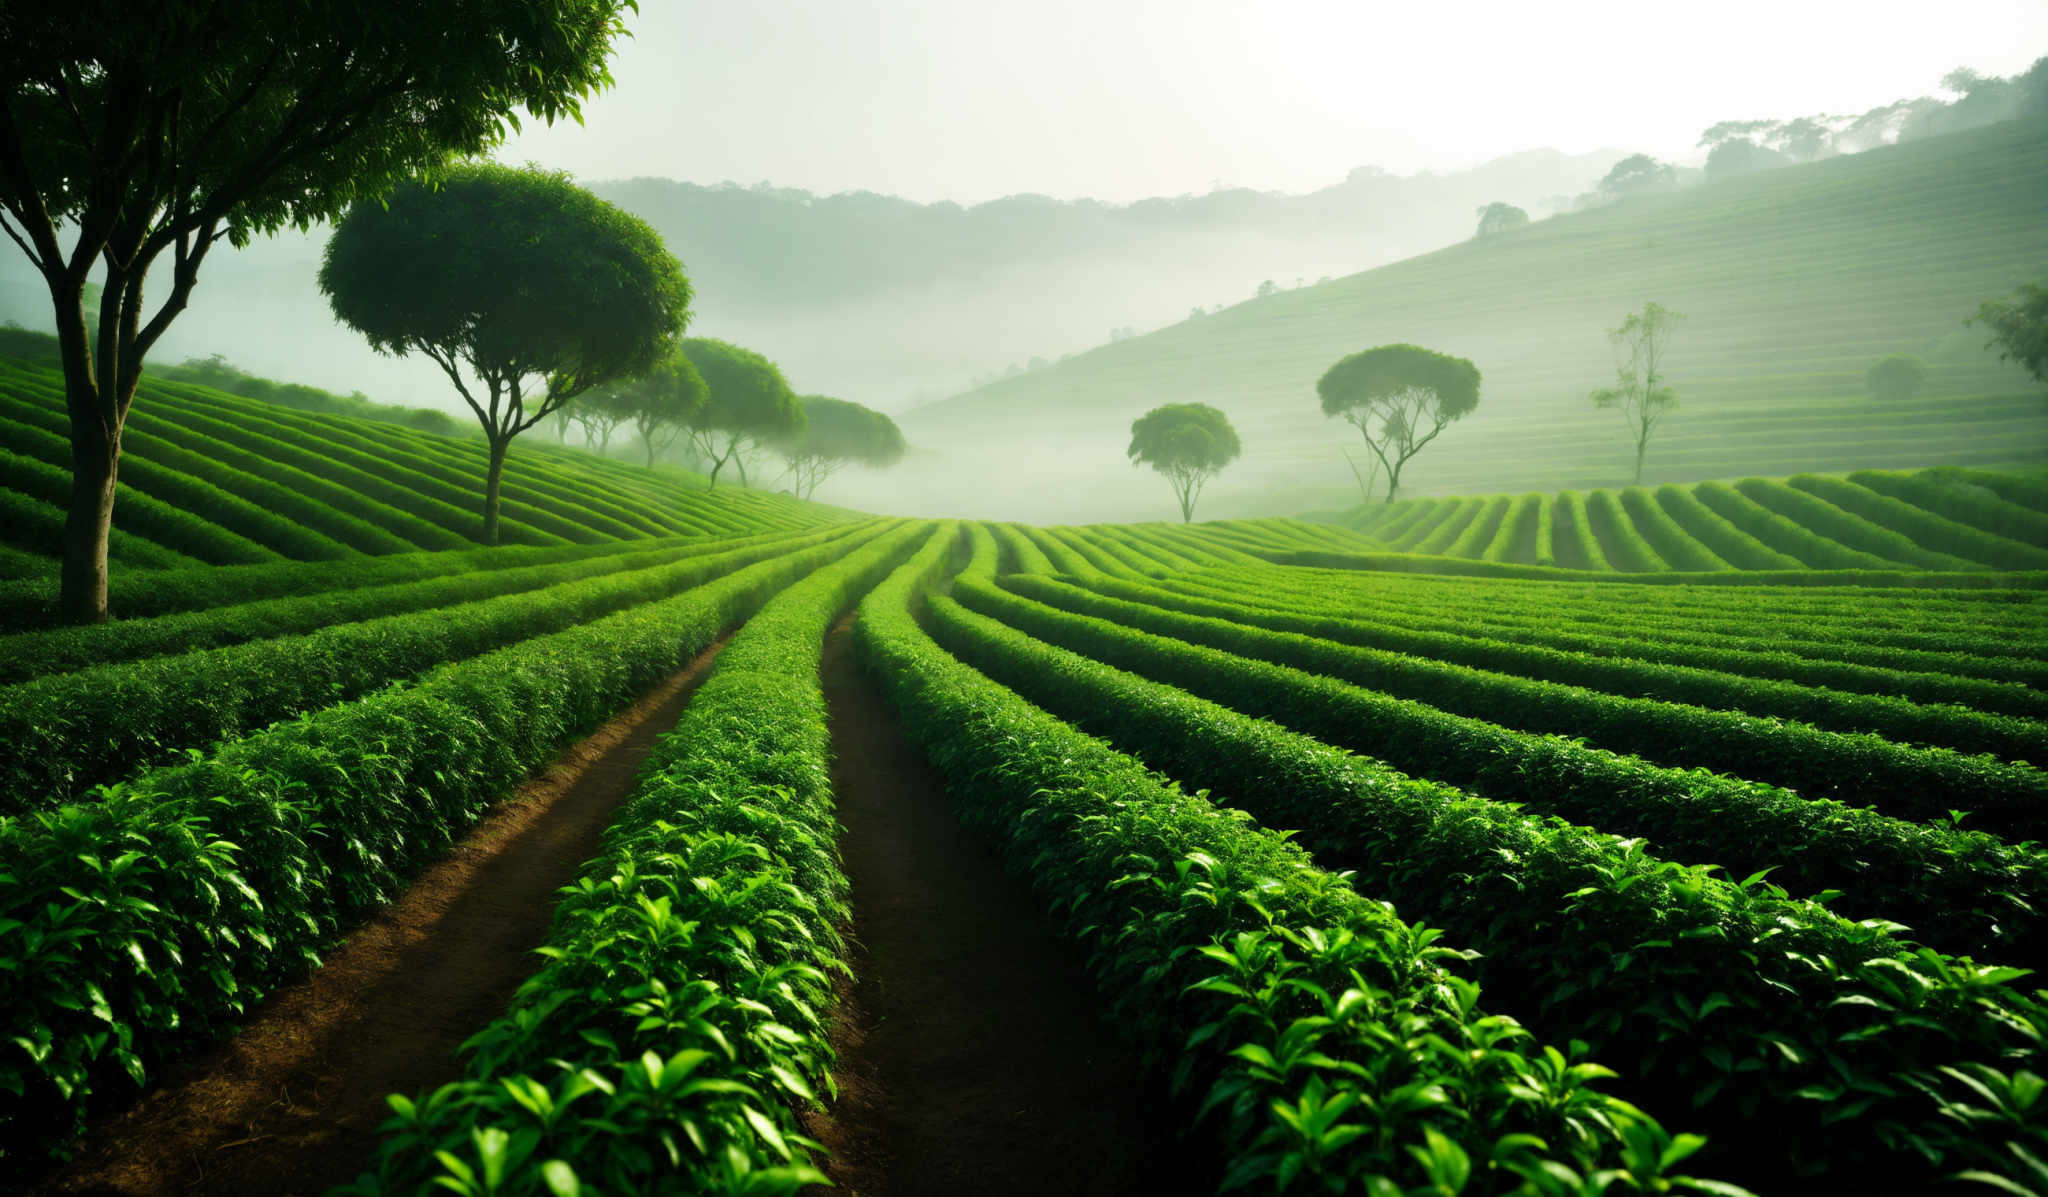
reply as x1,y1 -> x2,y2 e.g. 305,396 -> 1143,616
867,118 -> 2048,523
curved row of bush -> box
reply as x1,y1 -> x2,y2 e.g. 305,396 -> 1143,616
958,569 -> 2047,960
1737,478 -> 1979,570
1161,570 -> 2048,714
0,445 -> 280,566
1853,468 -> 2048,546
0,485 -> 196,571
346,520 -> 936,1195
854,529 -> 1735,1195
1790,472 -> 2048,571
0,535 -> 809,685
934,532 -> 2046,1191
0,526 -> 882,1163
1132,572 -> 2048,744
0,524 -> 874,809
1011,573 -> 2048,834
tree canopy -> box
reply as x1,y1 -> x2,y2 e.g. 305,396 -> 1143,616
1865,353 -> 1929,402
1969,282 -> 2048,386
585,353 -> 712,467
1597,155 -> 1677,198
0,0 -> 634,620
677,338 -> 805,487
1317,344 -> 1481,502
1473,202 -> 1530,239
321,163 -> 690,541
780,396 -> 906,499
1127,403 -> 1241,522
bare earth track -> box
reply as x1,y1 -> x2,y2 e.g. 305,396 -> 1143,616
807,618 -> 1214,1197
34,640 -> 731,1197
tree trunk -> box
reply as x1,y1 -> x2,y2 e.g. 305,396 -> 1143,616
706,455 -> 724,488
734,451 -> 749,488
482,437 -> 509,545
1383,460 -> 1404,503
1632,430 -> 1649,485
55,278 -> 117,623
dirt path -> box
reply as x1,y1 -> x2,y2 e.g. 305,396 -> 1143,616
808,619 -> 1215,1197
37,639 -> 730,1197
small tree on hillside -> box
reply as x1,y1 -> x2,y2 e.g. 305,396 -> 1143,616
321,164 -> 690,543
780,396 -> 906,499
1473,202 -> 1530,238
1598,154 -> 1677,198
570,392 -> 631,455
1127,403 -> 1241,522
0,0 -> 633,621
594,354 -> 710,468
1590,302 -> 1684,485
1969,282 -> 2048,385
1866,353 -> 1929,401
677,338 -> 805,487
1317,344 -> 1481,502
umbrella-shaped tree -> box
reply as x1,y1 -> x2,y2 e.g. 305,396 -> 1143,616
320,163 -> 690,542
1127,402 -> 1241,522
677,338 -> 804,487
780,395 -> 906,499
589,352 -> 712,468
1317,344 -> 1481,502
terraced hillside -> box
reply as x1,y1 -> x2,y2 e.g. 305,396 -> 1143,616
1321,465 -> 2048,572
0,354 -> 839,579
3,496 -> 2042,1192
878,118 -> 2048,521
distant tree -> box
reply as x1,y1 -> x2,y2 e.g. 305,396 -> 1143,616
1597,154 -> 1677,198
677,338 -> 804,487
0,1 -> 632,621
1590,302 -> 1685,484
780,395 -> 906,499
1865,353 -> 1929,401
1127,403 -> 1241,522
1189,306 -> 1207,319
1969,282 -> 2048,385
1317,344 -> 1482,502
585,353 -> 710,467
1473,202 -> 1530,238
1704,138 -> 1791,179
1256,279 -> 1278,298
570,394 -> 630,455
322,164 -> 690,543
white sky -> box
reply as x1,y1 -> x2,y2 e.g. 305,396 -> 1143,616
498,0 -> 2048,203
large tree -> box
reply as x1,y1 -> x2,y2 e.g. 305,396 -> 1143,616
0,0 -> 632,621
1590,302 -> 1684,485
779,395 -> 905,500
1969,282 -> 2047,386
1317,344 -> 1481,502
1127,402 -> 1241,522
321,164 -> 690,542
591,352 -> 711,468
677,338 -> 804,488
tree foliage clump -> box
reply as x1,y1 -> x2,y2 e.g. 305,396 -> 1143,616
1473,202 -> 1530,238
1969,282 -> 2048,386
677,338 -> 805,488
584,353 -> 711,467
1865,353 -> 1929,401
1597,155 -> 1677,198
1591,302 -> 1684,485
0,0 -> 636,620
1317,345 -> 1481,502
322,164 -> 690,542
1126,403 -> 1241,522
778,396 -> 905,500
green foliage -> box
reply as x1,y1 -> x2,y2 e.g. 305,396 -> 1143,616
584,352 -> 711,467
1598,154 -> 1678,196
0,529 -> 879,1161
1126,402 -> 1241,522
347,522 -> 932,1196
1970,281 -> 2048,385
780,395 -> 906,499
1865,352 -> 1929,400
158,354 -> 466,437
0,526 -> 866,810
1590,302 -> 1684,485
1316,344 -> 1482,501
1472,201 -> 1530,238
853,527 -> 1738,1194
677,339 -> 806,488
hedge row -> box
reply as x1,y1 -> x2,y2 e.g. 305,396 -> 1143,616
1618,487 -> 1730,571
347,520 -> 936,1195
0,446 -> 280,566
1584,489 -> 1666,571
0,524 -> 872,809
1736,478 -> 1978,570
1653,485 -> 1804,570
936,538 -> 2046,1191
0,486 -> 195,571
854,530 -> 1733,1194
1852,469 -> 2048,547
0,526 -> 880,1162
1790,473 -> 2048,571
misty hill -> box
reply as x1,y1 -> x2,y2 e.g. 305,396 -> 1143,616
0,150 -> 1620,414
872,118 -> 2048,523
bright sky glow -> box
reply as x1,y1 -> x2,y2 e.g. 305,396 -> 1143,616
499,0 -> 2048,202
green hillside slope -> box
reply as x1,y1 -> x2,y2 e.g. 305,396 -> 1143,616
885,119 -> 2048,521
0,355 -> 847,582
